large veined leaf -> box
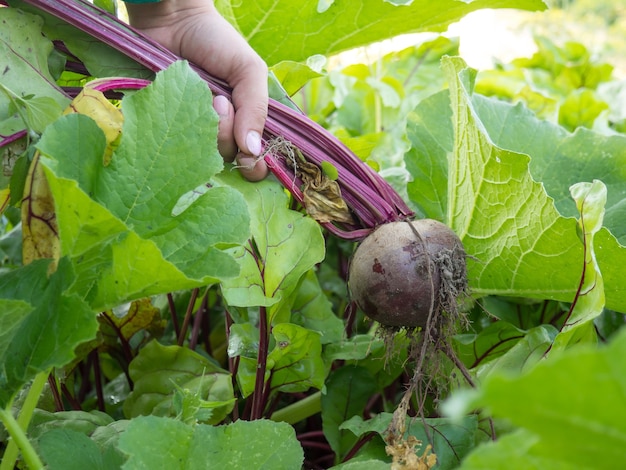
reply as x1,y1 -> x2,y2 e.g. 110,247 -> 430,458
36,62 -> 250,310
405,57 -> 626,312
447,327 -> 626,469
0,258 -> 98,406
217,0 -> 547,65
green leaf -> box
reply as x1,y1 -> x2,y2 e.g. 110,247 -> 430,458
118,416 -> 304,470
406,57 -> 626,313
405,93 -> 452,221
11,0 -> 152,79
221,0 -> 547,65
35,417 -> 128,470
0,299 -> 32,359
451,328 -> 626,469
216,171 -> 325,322
29,410 -> 114,441
558,89 -> 608,131
37,62 -> 250,309
342,414 -> 479,470
270,60 -> 323,96
330,461 -> 390,470
0,8 -> 68,135
454,321 -> 528,369
0,258 -> 98,407
458,429 -> 575,470
552,181 -> 607,350
39,429 -> 109,470
443,56 -> 581,304
322,366 -> 379,459
267,323 -> 326,394
290,270 -> 344,345
123,340 -> 234,425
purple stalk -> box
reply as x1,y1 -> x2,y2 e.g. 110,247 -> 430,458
0,129 -> 28,148
17,0 -> 414,240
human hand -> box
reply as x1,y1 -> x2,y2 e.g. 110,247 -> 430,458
126,0 -> 268,181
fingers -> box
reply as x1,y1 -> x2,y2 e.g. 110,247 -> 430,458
213,93 -> 268,181
213,95 -> 237,161
235,154 -> 268,182
230,54 -> 269,181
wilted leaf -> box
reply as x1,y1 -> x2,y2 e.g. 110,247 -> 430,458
281,145 -> 354,225
21,152 -> 59,266
99,298 -> 164,345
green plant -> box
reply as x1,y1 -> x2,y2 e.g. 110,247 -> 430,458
2,0 -> 626,469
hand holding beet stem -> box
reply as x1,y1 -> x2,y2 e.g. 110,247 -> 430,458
21,0 -> 413,240
125,0 -> 269,181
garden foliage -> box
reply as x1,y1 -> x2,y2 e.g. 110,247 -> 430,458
2,0 -> 626,468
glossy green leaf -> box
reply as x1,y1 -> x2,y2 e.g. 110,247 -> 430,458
267,323 -> 326,394
216,170 -> 325,323
29,410 -> 114,440
0,258 -> 98,407
123,340 -> 234,425
290,270 -> 344,345
118,416 -> 304,469
218,0 -> 546,65
37,62 -> 250,310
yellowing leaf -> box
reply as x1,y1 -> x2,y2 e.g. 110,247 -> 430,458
21,152 -> 59,267
64,87 -> 123,165
99,298 -> 165,344
0,189 -> 9,215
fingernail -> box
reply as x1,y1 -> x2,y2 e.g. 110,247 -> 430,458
246,130 -> 262,156
213,95 -> 230,117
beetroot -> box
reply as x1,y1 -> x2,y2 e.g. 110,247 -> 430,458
348,219 -> 467,328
